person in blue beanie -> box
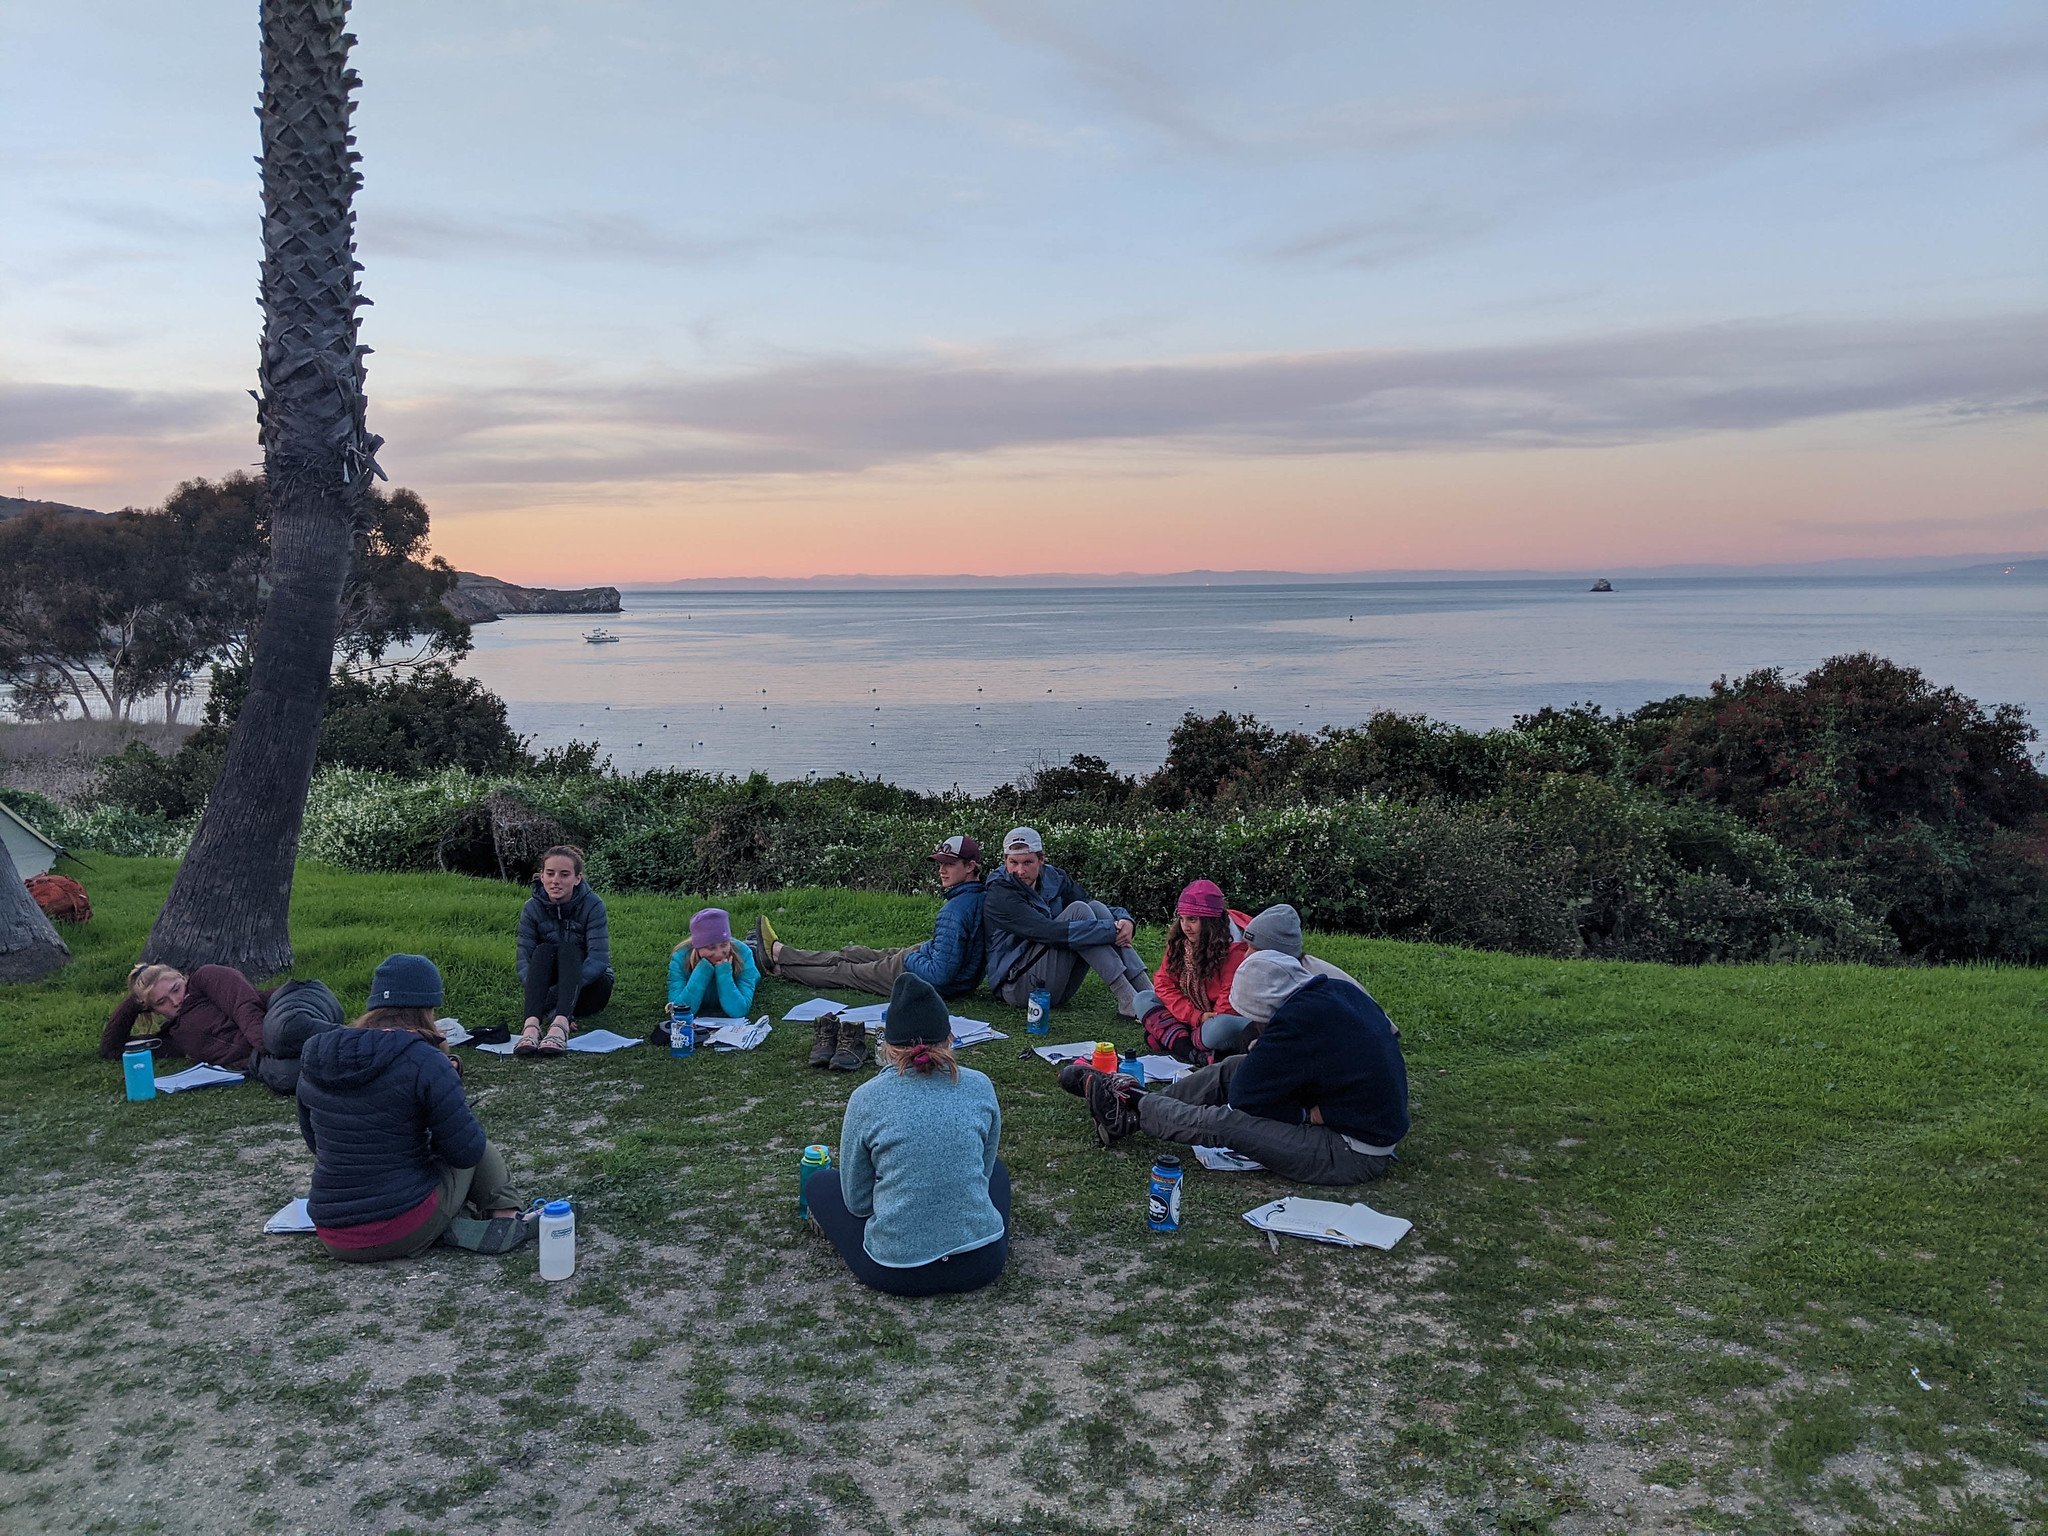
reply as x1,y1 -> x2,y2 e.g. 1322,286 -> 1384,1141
297,955 -> 528,1261
805,971 -> 1010,1296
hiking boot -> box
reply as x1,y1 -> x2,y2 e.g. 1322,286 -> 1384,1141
1084,1070 -> 1142,1146
828,1015 -> 870,1072
809,1012 -> 841,1068
1056,1059 -> 1097,1098
749,915 -> 776,976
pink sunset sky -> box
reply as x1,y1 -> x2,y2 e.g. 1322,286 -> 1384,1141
3,2 -> 2044,583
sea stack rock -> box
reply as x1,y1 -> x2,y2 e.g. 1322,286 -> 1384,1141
1589,578 -> 1614,592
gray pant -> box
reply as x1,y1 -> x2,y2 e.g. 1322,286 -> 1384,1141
994,901 -> 1158,1017
1136,1057 -> 1392,1186
773,944 -> 909,998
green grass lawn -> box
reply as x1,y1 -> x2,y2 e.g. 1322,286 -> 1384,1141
1,857 -> 2043,1536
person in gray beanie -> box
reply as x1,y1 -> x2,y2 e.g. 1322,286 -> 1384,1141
1060,949 -> 1409,1185
1243,904 -> 1366,993
803,973 -> 1011,1296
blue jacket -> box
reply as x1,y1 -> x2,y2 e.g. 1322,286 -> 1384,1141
838,1064 -> 1004,1267
668,940 -> 760,1014
1228,976 -> 1410,1151
982,863 -> 1128,992
516,880 -> 612,987
296,1028 -> 486,1228
903,879 -> 986,997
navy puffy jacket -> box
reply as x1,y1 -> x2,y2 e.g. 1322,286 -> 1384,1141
982,863 -> 1128,991
296,1028 -> 486,1228
516,881 -> 613,986
902,879 -> 987,997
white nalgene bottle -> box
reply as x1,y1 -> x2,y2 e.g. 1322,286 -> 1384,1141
537,1199 -> 576,1281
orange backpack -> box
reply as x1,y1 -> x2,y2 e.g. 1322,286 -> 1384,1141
25,873 -> 92,924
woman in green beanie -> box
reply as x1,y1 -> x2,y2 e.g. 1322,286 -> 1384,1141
805,972 -> 1010,1296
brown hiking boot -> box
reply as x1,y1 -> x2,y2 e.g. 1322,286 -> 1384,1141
828,1015 -> 870,1072
809,1013 -> 840,1069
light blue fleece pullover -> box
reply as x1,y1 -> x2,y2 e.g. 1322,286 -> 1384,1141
837,1064 -> 1003,1268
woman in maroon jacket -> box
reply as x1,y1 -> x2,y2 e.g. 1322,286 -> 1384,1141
99,963 -> 270,1070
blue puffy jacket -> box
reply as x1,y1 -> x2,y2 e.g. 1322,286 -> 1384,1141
982,864 -> 1128,992
902,879 -> 986,997
296,1028 -> 485,1228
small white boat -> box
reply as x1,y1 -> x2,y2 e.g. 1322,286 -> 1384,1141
584,628 -> 620,644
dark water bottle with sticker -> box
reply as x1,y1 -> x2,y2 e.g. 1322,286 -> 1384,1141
1147,1155 -> 1182,1232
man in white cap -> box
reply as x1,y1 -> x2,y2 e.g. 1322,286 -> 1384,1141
982,826 -> 1158,1020
1059,949 -> 1408,1184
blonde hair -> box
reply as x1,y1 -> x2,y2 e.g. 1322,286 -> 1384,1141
351,1005 -> 447,1051
128,963 -> 182,1005
877,1039 -> 959,1081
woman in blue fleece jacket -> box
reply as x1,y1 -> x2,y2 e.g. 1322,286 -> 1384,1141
296,955 -> 525,1262
668,907 -> 760,1016
805,972 -> 1010,1296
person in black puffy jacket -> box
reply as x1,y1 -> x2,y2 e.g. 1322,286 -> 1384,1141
296,955 -> 524,1262
514,844 -> 614,1056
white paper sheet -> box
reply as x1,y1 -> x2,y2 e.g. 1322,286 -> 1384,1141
1031,1041 -> 1100,1064
782,997 -> 844,1021
476,1027 -> 644,1056
1192,1146 -> 1264,1171
1242,1197 -> 1411,1250
701,1016 -> 773,1051
433,1017 -> 471,1045
153,1063 -> 246,1093
1134,1054 -> 1192,1084
264,1197 -> 315,1234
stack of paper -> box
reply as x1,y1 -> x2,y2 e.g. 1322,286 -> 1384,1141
434,1017 -> 472,1046
1135,1054 -> 1192,1083
1193,1146 -> 1264,1172
1241,1197 -> 1411,1250
263,1197 -> 315,1234
947,1017 -> 1007,1049
154,1063 -> 246,1093
701,1016 -> 773,1051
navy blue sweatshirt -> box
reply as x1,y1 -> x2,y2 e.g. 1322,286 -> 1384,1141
1227,976 -> 1410,1150
296,1028 -> 486,1228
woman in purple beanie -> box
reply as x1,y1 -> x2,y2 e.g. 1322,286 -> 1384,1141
668,906 -> 760,1017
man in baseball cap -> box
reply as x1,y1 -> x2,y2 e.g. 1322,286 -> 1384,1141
748,834 -> 987,1011
982,826 -> 1158,1020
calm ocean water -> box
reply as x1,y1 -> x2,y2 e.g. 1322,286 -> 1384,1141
459,575 -> 2048,793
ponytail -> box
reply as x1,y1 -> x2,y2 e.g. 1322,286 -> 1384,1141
878,1039 -> 959,1081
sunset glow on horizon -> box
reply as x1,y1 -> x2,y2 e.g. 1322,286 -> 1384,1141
4,2 -> 2043,583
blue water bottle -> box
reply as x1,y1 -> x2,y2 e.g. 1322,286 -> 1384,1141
668,1006 -> 695,1058
122,1045 -> 156,1102
1122,1052 -> 1146,1087
1147,1155 -> 1183,1233
1026,987 -> 1051,1036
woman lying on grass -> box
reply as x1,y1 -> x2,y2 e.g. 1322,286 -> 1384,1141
667,906 -> 760,1019
297,955 -> 529,1261
514,845 -> 614,1057
805,972 -> 1010,1297
98,961 -> 269,1071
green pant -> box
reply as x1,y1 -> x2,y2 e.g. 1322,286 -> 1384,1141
323,1142 -> 522,1263
772,943 -> 909,998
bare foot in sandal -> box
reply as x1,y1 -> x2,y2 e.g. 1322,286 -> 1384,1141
536,1019 -> 571,1055
513,1018 -> 543,1056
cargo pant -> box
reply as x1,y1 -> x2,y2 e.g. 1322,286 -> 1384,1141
321,1143 -> 524,1263
1136,1057 -> 1394,1186
772,944 -> 910,998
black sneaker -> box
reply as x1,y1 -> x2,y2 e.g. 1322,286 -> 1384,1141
1056,1060 -> 1096,1098
1084,1070 -> 1142,1146
828,1015 -> 870,1072
809,1013 -> 840,1069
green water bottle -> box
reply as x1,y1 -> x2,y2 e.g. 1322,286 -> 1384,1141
798,1144 -> 832,1221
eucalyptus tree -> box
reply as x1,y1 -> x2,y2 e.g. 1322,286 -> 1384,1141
146,0 -> 383,974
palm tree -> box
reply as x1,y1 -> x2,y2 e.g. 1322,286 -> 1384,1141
146,0 -> 382,975
0,841 -> 70,982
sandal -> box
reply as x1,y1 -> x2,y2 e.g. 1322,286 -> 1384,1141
535,1021 -> 570,1057
512,1021 -> 543,1057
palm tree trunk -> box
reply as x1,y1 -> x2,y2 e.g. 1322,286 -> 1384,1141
145,0 -> 382,976
0,840 -> 70,983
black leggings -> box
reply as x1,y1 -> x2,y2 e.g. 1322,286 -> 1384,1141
522,941 -> 613,1022
808,1161 -> 1011,1297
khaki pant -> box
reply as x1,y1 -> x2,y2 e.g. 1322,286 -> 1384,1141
772,944 -> 910,998
323,1142 -> 522,1263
